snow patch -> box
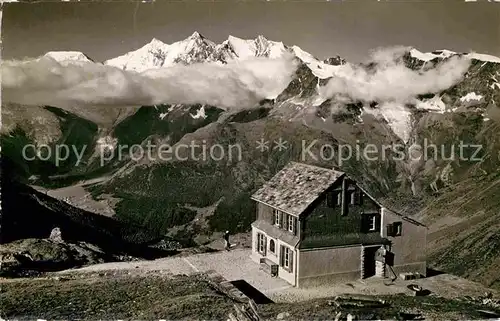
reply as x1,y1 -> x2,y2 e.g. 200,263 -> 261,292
467,53 -> 500,64
159,105 -> 179,119
190,106 -> 207,119
416,95 -> 446,113
96,136 -> 118,154
409,49 -> 456,61
312,95 -> 327,107
460,92 -> 484,103
363,103 -> 412,143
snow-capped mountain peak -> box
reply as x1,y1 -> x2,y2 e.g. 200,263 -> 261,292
225,35 -> 287,59
190,31 -> 203,39
291,45 -> 345,79
104,32 -> 218,72
44,51 -> 94,63
101,32 -> 349,78
104,38 -> 170,72
148,37 -> 168,48
409,47 -> 500,64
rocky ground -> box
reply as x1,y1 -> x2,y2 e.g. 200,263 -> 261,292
0,237 -> 129,278
2,272 -> 500,320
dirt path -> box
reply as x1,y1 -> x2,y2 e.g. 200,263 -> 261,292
59,249 -> 291,297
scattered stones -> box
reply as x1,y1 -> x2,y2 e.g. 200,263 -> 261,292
482,298 -> 500,308
331,296 -> 389,309
276,312 -> 290,320
149,239 -> 183,251
461,294 -> 500,309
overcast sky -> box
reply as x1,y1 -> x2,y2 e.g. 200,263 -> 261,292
2,1 -> 500,63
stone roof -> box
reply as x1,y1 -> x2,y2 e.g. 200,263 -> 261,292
251,162 -> 344,216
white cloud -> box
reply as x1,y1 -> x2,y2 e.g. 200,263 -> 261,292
1,53 -> 298,110
319,46 -> 471,104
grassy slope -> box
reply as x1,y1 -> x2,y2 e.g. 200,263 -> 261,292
412,112 -> 500,289
0,166 -> 171,259
421,174 -> 500,289
1,275 -> 234,321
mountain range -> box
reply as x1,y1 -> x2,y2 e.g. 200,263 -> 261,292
2,32 -> 500,289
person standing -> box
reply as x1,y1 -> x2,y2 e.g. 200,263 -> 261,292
223,230 -> 230,251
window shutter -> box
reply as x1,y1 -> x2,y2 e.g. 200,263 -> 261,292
289,251 -> 294,273
350,189 -> 360,205
279,246 -> 284,266
394,222 -> 402,236
263,236 -> 267,256
284,214 -> 289,231
387,224 -> 394,237
359,191 -> 363,205
293,217 -> 298,235
255,233 -> 260,252
327,193 -> 333,207
360,215 -> 368,233
337,192 -> 342,205
375,215 -> 381,232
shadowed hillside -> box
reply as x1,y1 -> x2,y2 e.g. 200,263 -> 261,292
0,158 -> 179,260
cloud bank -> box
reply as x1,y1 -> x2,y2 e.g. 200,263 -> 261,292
319,46 -> 471,103
1,53 -> 298,110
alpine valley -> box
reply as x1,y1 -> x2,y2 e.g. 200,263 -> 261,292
2,32 -> 500,290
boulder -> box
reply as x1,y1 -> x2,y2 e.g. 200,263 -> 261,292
49,227 -> 63,243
